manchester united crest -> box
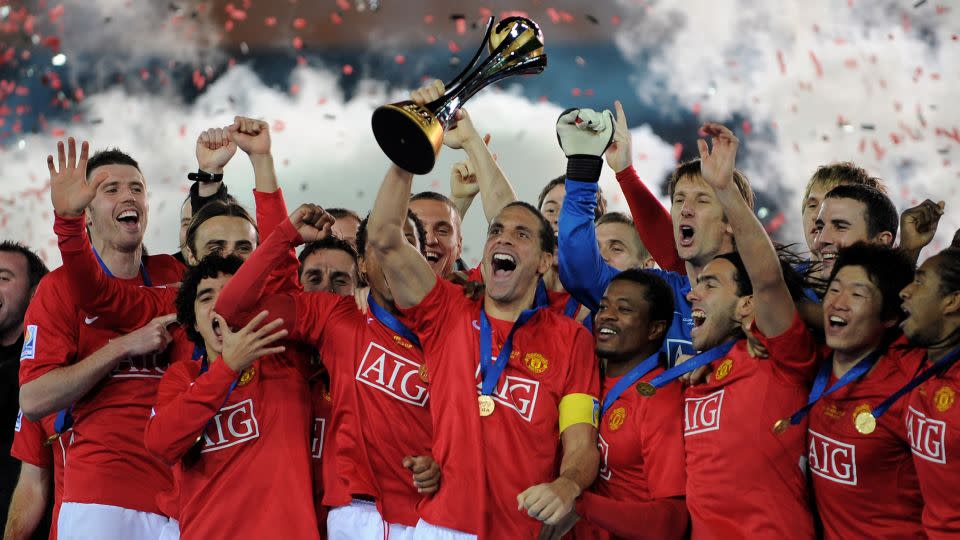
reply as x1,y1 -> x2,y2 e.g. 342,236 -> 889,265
238,366 -> 256,386
418,363 -> 429,383
608,407 -> 626,431
934,386 -> 955,413
714,359 -> 733,381
524,353 -> 548,375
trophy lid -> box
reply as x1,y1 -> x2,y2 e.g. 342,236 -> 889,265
488,17 -> 544,58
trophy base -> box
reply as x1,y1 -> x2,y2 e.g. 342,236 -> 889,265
371,101 -> 444,175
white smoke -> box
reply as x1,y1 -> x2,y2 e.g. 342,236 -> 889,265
0,64 -> 677,267
615,0 -> 960,256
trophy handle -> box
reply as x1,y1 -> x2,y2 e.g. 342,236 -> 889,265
430,17 -> 495,103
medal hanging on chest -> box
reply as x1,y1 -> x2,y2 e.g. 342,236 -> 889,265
478,308 -> 539,417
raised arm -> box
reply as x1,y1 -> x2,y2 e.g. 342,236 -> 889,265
367,164 -> 437,309
447,110 -> 517,222
898,199 -> 945,266
699,124 -> 794,337
605,101 -> 684,274
48,138 -> 175,331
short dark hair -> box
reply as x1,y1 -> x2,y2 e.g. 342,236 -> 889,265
596,212 -> 650,260
185,201 -> 259,260
499,201 -> 556,255
326,207 -> 361,223
0,241 -> 49,289
298,237 -> 359,277
715,247 -> 809,302
176,254 -> 244,346
537,176 -> 607,219
668,159 -> 754,211
610,268 -> 675,350
86,148 -> 140,179
936,248 -> 960,297
355,210 -> 427,259
829,242 -> 914,323
410,191 -> 460,221
824,184 -> 899,239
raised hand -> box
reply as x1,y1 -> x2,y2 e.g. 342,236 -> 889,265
216,310 -> 287,373
899,199 -> 945,253
450,159 -> 479,200
289,203 -> 336,244
556,108 -> 615,158
410,79 -> 445,107
443,108 -> 482,149
228,116 -> 271,156
697,123 -> 739,190
48,137 -> 109,218
604,101 -> 632,173
196,126 -> 237,173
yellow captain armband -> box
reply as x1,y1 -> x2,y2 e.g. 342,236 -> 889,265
559,393 -> 600,433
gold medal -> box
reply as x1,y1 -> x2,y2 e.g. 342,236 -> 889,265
854,411 -> 877,435
418,363 -> 429,383
635,381 -> 656,397
478,395 -> 495,417
44,433 -> 60,446
772,418 -> 790,435
238,366 -> 256,386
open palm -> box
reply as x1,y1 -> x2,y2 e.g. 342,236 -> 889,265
48,137 -> 108,218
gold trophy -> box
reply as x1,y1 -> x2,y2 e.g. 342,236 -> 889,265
372,16 -> 546,174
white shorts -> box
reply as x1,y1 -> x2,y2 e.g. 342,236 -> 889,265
327,499 -> 415,540
158,518 -> 180,540
412,518 -> 477,540
57,502 -> 169,540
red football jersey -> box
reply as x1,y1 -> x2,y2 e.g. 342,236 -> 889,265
11,412 -> 67,540
215,218 -> 433,527
808,340 -> 925,539
683,311 -> 817,539
311,376 -> 333,536
144,352 -> 317,539
19,251 -> 183,514
575,366 -> 686,540
906,356 -> 960,538
399,277 -> 600,538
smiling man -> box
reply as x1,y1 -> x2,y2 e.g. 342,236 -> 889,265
812,184 -> 898,280
409,191 -> 463,279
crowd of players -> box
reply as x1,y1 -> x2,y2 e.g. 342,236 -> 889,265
1,79 -> 960,539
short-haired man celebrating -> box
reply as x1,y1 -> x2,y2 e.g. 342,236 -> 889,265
367,160 -> 600,538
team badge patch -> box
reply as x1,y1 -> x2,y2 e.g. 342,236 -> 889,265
934,386 -> 955,413
608,407 -> 626,431
713,358 -> 733,381
392,334 -> 414,350
20,325 -> 37,360
238,366 -> 256,386
418,363 -> 429,383
524,353 -> 548,375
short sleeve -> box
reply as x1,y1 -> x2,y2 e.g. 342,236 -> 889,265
752,309 -> 818,384
640,383 -> 686,499
19,276 -> 77,385
563,325 -> 601,399
11,411 -> 53,469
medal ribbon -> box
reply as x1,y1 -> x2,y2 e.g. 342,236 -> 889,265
640,340 -> 737,391
368,294 -> 421,349
867,345 -> 960,422
782,348 -> 885,427
479,307 -> 540,396
601,352 -> 660,417
52,248 -> 155,439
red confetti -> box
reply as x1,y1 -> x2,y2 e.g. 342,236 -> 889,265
901,12 -> 911,33
331,12 -> 343,24
423,15 -> 434,23
336,0 -> 350,10
292,36 -> 303,49
546,7 -> 561,24
426,35 -> 436,45
290,84 -> 300,95
611,15 -> 621,25
273,120 -> 285,132
342,64 -> 354,75
808,51 -> 823,78
42,36 -> 61,51
293,17 -> 307,30
73,88 -> 84,101
456,18 -> 466,34
844,58 -> 858,69
48,5 -> 65,23
224,20 -> 234,31
742,120 -> 752,136
673,143 -> 683,161
192,69 -> 206,89
478,8 -> 493,18
448,40 -> 460,53
872,140 -> 886,160
51,127 -> 64,136
571,87 -> 581,96
692,102 -> 701,115
179,125 -> 187,137
394,54 -> 406,64
264,16 -> 277,26
297,56 -> 307,66
776,50 -> 786,74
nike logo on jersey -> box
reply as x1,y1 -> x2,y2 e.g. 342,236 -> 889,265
906,406 -> 947,464
84,316 -> 99,325
808,430 -> 858,485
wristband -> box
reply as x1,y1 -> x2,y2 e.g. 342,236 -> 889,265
187,169 -> 224,183
566,155 -> 604,183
